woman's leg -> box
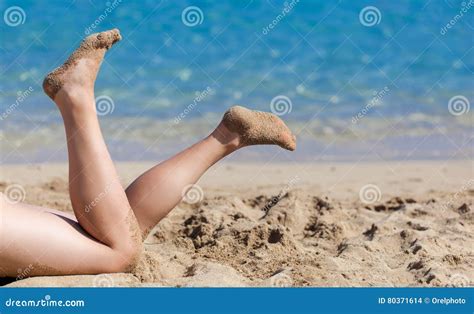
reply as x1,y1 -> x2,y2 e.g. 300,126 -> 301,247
126,106 -> 296,236
0,198 -> 125,276
1,29 -> 141,277
44,29 -> 142,263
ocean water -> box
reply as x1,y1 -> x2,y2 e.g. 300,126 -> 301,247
1,0 -> 472,162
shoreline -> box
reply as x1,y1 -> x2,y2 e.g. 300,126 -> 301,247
1,113 -> 472,164
0,159 -> 472,186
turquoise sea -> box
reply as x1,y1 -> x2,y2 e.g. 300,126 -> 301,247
1,0 -> 472,162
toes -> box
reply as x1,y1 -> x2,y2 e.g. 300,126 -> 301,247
278,131 -> 296,151
98,29 -> 121,48
290,135 -> 297,150
104,28 -> 121,45
88,29 -> 122,49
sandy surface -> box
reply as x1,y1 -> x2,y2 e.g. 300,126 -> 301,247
1,160 -> 473,287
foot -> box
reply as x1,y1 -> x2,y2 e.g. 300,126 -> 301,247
220,105 -> 296,151
42,29 -> 121,102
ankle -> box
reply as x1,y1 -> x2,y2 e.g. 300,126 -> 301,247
210,123 -> 242,152
55,88 -> 96,116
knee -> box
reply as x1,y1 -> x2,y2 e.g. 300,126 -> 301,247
108,241 -> 142,273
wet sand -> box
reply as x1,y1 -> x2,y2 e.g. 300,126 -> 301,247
1,160 -> 473,287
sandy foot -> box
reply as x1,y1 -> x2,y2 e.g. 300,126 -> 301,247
42,29 -> 121,100
222,106 -> 296,151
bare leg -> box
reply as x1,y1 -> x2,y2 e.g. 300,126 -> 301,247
45,29 -> 142,262
126,106 -> 296,236
1,29 -> 141,277
0,199 -> 126,276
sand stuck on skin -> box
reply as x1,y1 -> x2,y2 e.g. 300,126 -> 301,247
223,106 -> 296,151
42,29 -> 121,100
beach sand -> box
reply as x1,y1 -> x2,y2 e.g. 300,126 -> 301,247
1,160 -> 472,287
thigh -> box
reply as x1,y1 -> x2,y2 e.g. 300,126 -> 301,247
0,196 -> 117,277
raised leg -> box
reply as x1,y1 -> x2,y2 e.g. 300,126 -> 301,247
126,106 -> 296,236
45,29 -> 142,263
0,29 -> 141,277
